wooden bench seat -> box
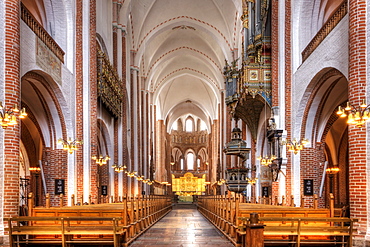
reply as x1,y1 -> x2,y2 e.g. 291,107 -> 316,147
7,196 -> 173,247
6,216 -> 124,247
238,216 -> 358,246
197,195 -> 357,247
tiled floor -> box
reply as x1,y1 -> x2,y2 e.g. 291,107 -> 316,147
129,203 -> 234,247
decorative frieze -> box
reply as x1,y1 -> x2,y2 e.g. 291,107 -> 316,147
97,51 -> 124,118
36,38 -> 62,84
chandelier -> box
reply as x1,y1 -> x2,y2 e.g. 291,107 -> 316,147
92,154 -> 110,166
281,138 -> 309,154
336,100 -> 370,128
126,171 -> 137,177
112,164 -> 126,173
58,137 -> 83,154
0,102 -> 27,129
247,177 -> 258,185
257,155 -> 276,166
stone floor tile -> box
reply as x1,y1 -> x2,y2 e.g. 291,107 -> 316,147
129,203 -> 234,246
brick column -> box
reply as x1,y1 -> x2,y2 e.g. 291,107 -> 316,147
89,0 -> 98,203
121,30 -> 128,195
75,0 -> 84,201
348,0 -> 368,235
284,0 -> 292,198
3,0 -> 21,218
130,66 -> 137,195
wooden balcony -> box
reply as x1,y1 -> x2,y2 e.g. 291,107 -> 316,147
21,3 -> 65,63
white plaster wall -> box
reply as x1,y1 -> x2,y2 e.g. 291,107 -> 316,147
20,19 -> 77,205
96,0 -> 113,61
292,16 -> 349,140
291,15 -> 348,203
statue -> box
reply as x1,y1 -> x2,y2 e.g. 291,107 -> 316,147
267,117 -> 276,131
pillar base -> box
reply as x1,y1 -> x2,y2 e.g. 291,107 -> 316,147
353,237 -> 370,247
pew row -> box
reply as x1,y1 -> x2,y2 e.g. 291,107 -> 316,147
238,215 -> 358,247
6,195 -> 172,247
197,195 -> 357,247
6,216 -> 123,247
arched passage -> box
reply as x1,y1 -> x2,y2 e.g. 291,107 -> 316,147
299,68 -> 348,208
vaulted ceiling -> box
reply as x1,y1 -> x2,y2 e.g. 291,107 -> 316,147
126,0 -> 243,130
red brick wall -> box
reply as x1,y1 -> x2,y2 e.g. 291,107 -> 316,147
284,0 -> 292,198
121,31 -> 128,195
89,0 -> 98,202
42,148 -> 68,206
130,66 -> 135,195
348,0 -> 368,234
75,0 -> 84,201
4,0 -> 21,218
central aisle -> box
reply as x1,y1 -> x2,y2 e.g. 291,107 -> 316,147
129,203 -> 234,247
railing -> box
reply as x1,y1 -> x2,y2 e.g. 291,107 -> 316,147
301,0 -> 347,62
21,2 -> 65,63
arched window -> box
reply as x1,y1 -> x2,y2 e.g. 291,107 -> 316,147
187,153 -> 194,170
171,121 -> 178,131
180,158 -> 184,170
185,119 -> 193,132
200,120 -> 207,131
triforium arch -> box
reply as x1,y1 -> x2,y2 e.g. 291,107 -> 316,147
299,67 -> 348,208
21,70 -> 69,207
95,118 -> 112,201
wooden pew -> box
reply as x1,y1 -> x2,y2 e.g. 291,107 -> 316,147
197,194 -> 356,247
5,216 -> 123,247
9,194 -> 173,246
238,215 -> 358,246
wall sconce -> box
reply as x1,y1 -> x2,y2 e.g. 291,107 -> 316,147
127,171 -> 137,177
0,102 -> 27,129
112,164 -> 126,173
92,154 -> 110,166
29,167 -> 41,173
281,138 -> 309,154
337,100 -> 370,128
326,166 -> 339,175
217,179 -> 226,186
58,137 -> 83,154
247,177 -> 258,185
326,166 -> 339,194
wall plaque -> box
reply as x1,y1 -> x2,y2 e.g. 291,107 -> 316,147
55,179 -> 65,195
304,179 -> 314,196
262,186 -> 269,197
101,185 -> 108,196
